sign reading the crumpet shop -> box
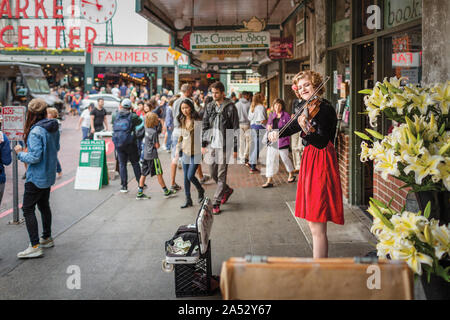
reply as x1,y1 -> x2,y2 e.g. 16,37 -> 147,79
190,32 -> 270,50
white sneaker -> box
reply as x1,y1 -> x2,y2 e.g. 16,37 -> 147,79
17,244 -> 43,259
40,237 -> 54,248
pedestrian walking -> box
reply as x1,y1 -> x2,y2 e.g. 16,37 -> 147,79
70,90 -> 82,116
0,130 -> 12,207
78,103 -> 94,140
164,96 -> 176,152
46,107 -> 63,179
15,98 -> 60,259
201,81 -> 239,215
170,84 -> 194,192
136,112 -> 175,200
248,92 -> 267,173
263,99 -> 295,188
268,70 -> 344,258
112,98 -> 142,193
235,91 -> 251,165
90,98 -> 109,138
176,99 -> 205,208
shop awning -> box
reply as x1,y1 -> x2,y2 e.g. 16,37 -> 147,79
136,0 -> 302,69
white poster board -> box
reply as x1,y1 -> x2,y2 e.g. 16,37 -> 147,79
74,166 -> 102,190
1,106 -> 26,141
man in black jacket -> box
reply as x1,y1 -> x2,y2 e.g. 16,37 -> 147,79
202,82 -> 239,215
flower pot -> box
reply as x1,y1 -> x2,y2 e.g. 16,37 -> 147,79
414,191 -> 450,225
420,259 -> 450,300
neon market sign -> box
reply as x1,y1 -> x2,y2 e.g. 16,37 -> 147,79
0,0 -> 97,49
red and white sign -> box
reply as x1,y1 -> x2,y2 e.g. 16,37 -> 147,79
392,52 -> 422,68
92,46 -> 189,66
1,106 -> 26,141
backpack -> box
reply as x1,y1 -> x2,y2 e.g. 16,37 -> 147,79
135,125 -> 145,140
112,113 -> 134,148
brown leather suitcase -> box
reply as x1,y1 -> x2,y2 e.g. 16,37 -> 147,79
220,256 -> 414,300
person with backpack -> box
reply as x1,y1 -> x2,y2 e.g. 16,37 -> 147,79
112,98 -> 142,193
71,90 -> 82,116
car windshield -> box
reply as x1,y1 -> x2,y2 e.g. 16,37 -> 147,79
19,65 -> 50,94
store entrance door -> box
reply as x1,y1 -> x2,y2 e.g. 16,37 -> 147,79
353,42 -> 375,208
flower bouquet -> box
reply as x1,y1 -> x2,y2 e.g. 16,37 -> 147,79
355,78 -> 449,193
367,198 -> 449,282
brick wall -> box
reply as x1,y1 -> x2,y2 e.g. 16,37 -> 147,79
336,133 -> 350,202
373,172 -> 410,212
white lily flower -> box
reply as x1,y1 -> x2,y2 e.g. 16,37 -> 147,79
410,92 -> 435,115
403,150 -> 444,185
375,149 -> 401,180
438,159 -> 450,191
431,81 -> 450,115
429,220 -> 450,259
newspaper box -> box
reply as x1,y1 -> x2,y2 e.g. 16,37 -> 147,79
162,197 -> 215,297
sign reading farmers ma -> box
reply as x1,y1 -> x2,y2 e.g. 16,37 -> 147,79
92,46 -> 189,66
1,106 -> 25,141
190,32 -> 270,50
74,139 -> 108,190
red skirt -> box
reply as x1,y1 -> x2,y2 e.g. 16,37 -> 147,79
295,141 -> 344,225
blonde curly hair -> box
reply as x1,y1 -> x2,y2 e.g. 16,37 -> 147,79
293,70 -> 324,96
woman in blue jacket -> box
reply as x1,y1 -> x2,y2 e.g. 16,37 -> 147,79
14,99 -> 60,259
0,132 -> 12,206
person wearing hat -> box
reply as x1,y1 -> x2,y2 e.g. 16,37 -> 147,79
14,98 -> 60,259
112,98 -> 143,193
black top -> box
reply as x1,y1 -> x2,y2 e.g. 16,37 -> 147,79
91,108 -> 107,131
280,99 -> 337,149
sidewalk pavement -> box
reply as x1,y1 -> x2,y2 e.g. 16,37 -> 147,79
0,146 -> 424,300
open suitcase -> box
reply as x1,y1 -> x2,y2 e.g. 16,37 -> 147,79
163,197 -> 216,297
220,256 -> 414,300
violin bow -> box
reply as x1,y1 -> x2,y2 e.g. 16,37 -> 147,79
266,75 -> 331,147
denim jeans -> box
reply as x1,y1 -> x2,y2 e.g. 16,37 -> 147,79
22,182 -> 52,246
250,125 -> 266,169
81,126 -> 90,140
117,143 -> 141,188
182,155 -> 202,199
166,128 -> 173,150
56,158 -> 62,174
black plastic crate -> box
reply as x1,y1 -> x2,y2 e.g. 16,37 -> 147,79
174,241 -> 212,297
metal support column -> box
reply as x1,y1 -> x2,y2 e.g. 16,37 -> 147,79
157,66 -> 163,94
173,63 -> 179,95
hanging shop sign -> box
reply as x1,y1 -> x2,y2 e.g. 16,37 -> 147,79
0,0 -> 98,49
92,46 -> 189,66
269,37 -> 293,60
190,32 -> 270,51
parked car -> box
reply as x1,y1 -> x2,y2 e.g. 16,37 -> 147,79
80,94 -> 120,114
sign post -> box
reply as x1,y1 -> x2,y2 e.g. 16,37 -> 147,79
1,106 -> 26,225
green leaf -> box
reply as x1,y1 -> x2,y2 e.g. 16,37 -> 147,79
366,129 -> 384,140
369,201 -> 394,230
424,201 -> 431,219
405,116 -> 416,136
380,84 -> 388,96
358,89 -> 373,95
354,131 -> 372,141
370,197 -> 388,209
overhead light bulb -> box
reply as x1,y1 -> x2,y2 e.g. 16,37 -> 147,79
174,18 -> 186,30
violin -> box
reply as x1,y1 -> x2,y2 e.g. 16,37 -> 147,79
299,97 -> 322,134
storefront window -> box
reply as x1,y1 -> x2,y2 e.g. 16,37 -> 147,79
383,28 -> 422,85
331,0 -> 351,46
356,0 -> 376,37
329,46 -> 350,130
384,0 -> 422,29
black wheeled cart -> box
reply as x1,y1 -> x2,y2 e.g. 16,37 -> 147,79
163,197 -> 215,297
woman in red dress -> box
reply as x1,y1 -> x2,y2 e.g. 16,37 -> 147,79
269,70 -> 344,258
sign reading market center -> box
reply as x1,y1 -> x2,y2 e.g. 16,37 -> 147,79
92,46 -> 189,66
190,32 -> 270,50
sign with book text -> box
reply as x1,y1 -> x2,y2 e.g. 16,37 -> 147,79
74,140 -> 108,190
